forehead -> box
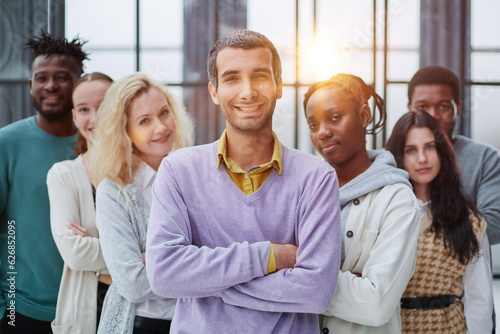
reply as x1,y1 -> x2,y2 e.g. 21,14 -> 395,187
306,87 -> 355,112
405,126 -> 435,144
129,88 -> 168,113
32,54 -> 78,76
411,84 -> 454,103
216,47 -> 273,75
73,80 -> 111,99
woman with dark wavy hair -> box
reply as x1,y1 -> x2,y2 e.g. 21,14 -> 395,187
386,110 -> 492,333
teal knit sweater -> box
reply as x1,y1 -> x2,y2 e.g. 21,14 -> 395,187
0,116 -> 76,321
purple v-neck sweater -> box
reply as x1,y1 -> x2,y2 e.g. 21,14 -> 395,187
146,141 -> 340,333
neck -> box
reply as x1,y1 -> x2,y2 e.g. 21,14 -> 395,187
225,126 -> 274,172
335,149 -> 372,188
412,182 -> 431,202
143,157 -> 162,172
36,114 -> 77,137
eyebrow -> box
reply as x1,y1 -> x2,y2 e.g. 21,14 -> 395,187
404,140 -> 436,148
220,69 -> 240,78
413,98 -> 454,104
220,67 -> 272,78
133,104 -> 170,122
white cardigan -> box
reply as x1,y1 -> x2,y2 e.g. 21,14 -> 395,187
47,155 -> 108,334
322,183 -> 420,333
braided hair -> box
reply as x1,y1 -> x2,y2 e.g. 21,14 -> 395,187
25,29 -> 89,76
303,73 -> 386,135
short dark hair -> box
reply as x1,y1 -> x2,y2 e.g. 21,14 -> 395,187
207,29 -> 282,89
408,66 -> 461,104
385,110 -> 479,264
25,30 -> 89,76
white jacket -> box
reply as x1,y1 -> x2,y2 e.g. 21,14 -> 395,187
322,150 -> 420,333
47,156 -> 109,334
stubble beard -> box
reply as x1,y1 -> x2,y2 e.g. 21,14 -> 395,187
225,97 -> 277,133
33,97 -> 73,123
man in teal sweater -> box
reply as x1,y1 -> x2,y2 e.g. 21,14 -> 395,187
0,31 -> 88,333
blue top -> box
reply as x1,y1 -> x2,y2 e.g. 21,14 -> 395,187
0,116 -> 76,321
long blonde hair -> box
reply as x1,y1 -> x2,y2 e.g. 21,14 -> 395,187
90,73 -> 194,187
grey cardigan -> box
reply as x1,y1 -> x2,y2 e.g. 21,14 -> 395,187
96,170 -> 165,334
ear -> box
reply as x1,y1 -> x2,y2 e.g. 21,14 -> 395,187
72,108 -> 78,126
407,102 -> 411,111
29,79 -> 32,94
208,82 -> 220,105
455,100 -> 462,118
276,77 -> 283,99
359,104 -> 372,129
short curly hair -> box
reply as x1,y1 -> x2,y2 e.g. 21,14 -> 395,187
25,29 -> 89,76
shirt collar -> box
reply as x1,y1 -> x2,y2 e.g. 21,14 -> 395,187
216,129 -> 283,175
134,162 -> 156,191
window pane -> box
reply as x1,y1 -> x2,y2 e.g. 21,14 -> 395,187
471,52 -> 500,82
387,0 -> 420,49
470,86 -> 500,149
471,0 -> 500,48
65,0 -> 136,48
140,50 -> 183,83
84,51 -> 135,80
140,0 -> 183,48
387,50 -> 419,82
248,0 -> 296,83
385,84 -> 409,139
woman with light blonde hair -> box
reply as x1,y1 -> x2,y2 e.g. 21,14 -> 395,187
91,73 -> 194,334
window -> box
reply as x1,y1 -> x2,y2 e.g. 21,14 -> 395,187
66,0 -> 422,149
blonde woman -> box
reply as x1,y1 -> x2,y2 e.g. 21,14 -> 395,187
90,73 -> 193,334
47,72 -> 113,334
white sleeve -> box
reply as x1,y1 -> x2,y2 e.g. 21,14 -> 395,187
322,185 -> 420,327
462,233 -> 493,334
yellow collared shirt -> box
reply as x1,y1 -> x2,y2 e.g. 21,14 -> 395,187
216,130 -> 283,194
216,129 -> 283,273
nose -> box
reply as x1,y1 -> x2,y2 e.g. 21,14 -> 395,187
426,107 -> 440,120
416,149 -> 428,163
239,78 -> 257,101
45,77 -> 59,91
88,109 -> 97,125
155,118 -> 169,134
317,122 -> 333,140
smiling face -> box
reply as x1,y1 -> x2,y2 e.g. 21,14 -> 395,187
208,47 -> 282,134
403,126 -> 441,194
126,88 -> 177,170
72,80 -> 111,145
29,54 -> 79,121
305,87 -> 371,169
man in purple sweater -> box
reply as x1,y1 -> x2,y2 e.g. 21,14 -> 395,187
146,29 -> 341,333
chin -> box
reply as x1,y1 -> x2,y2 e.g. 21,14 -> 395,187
37,108 -> 72,122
